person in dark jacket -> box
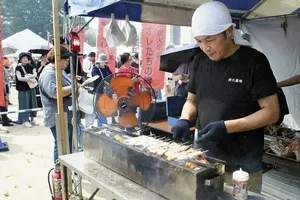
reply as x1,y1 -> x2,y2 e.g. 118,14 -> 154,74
131,53 -> 140,74
92,53 -> 112,92
15,52 -> 39,128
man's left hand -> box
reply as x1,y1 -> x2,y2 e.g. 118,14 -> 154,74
196,121 -> 227,143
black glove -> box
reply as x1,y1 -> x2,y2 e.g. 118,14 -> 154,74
196,120 -> 227,143
171,119 -> 191,143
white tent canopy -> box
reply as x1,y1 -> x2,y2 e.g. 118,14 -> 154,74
84,42 -> 96,55
2,29 -> 50,53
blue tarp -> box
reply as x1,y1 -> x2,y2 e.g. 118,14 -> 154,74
65,0 -> 300,22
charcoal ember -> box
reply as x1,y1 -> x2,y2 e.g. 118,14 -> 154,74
292,139 -> 300,161
269,139 -> 294,157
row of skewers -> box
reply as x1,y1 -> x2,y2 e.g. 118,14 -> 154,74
120,135 -> 209,164
96,127 -> 224,173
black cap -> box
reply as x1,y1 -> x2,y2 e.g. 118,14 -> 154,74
18,52 -> 31,62
88,52 -> 96,57
52,36 -> 70,46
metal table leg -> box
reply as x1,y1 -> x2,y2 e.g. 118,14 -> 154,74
78,176 -> 83,200
60,163 -> 69,200
88,188 -> 100,200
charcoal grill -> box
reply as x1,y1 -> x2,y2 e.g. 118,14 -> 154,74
83,126 -> 225,200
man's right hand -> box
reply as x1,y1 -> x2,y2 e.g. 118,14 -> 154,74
171,119 -> 191,143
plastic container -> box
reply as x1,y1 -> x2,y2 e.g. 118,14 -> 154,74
232,168 -> 249,200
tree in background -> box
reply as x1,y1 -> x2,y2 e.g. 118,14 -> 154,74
85,27 -> 97,47
2,0 -> 65,39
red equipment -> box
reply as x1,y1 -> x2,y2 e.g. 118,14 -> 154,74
69,31 -> 81,53
51,161 -> 62,200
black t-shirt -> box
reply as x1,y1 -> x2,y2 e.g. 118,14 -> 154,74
131,61 -> 139,73
64,58 -> 84,83
186,46 -> 278,172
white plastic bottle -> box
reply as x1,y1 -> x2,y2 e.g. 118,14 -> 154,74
232,168 -> 249,200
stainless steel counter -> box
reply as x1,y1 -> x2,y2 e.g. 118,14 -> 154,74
59,152 -> 276,200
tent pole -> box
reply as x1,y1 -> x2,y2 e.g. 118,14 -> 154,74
70,55 -> 78,154
51,0 -> 67,158
75,8 -> 105,34
242,0 -> 268,19
245,13 -> 300,22
52,0 -> 69,199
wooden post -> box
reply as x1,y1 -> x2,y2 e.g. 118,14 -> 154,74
52,1 -> 71,199
51,0 -> 67,155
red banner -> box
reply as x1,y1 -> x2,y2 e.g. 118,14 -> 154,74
141,23 -> 166,89
72,26 -> 85,66
97,18 -> 117,73
0,13 -> 5,107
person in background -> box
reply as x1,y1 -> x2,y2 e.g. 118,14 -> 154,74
162,44 -> 176,100
27,53 -> 38,72
35,53 -> 49,108
53,36 -> 84,83
173,58 -> 194,98
15,52 -> 39,128
277,74 -> 300,87
39,45 -> 73,163
26,53 -> 43,108
117,53 -> 141,130
55,36 -> 85,151
92,53 -> 112,92
83,52 -> 96,79
3,57 -> 10,70
131,53 -> 140,74
3,57 -> 13,105
92,53 -> 113,126
0,68 -> 14,126
118,52 -> 140,91
37,53 -> 49,78
116,54 -> 123,70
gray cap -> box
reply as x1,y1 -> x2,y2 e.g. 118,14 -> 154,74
97,53 -> 108,63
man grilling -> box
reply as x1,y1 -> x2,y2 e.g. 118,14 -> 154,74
171,2 -> 279,193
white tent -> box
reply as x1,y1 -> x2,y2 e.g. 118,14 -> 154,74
83,42 -> 96,55
2,29 -> 49,53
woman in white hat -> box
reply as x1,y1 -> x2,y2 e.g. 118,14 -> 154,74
171,1 -> 279,193
92,53 -> 112,93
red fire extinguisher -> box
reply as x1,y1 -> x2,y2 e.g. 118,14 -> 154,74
50,160 -> 62,200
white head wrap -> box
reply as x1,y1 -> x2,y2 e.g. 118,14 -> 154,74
191,1 -> 251,46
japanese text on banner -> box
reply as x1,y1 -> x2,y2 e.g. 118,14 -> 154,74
97,18 -> 117,73
141,23 -> 166,89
